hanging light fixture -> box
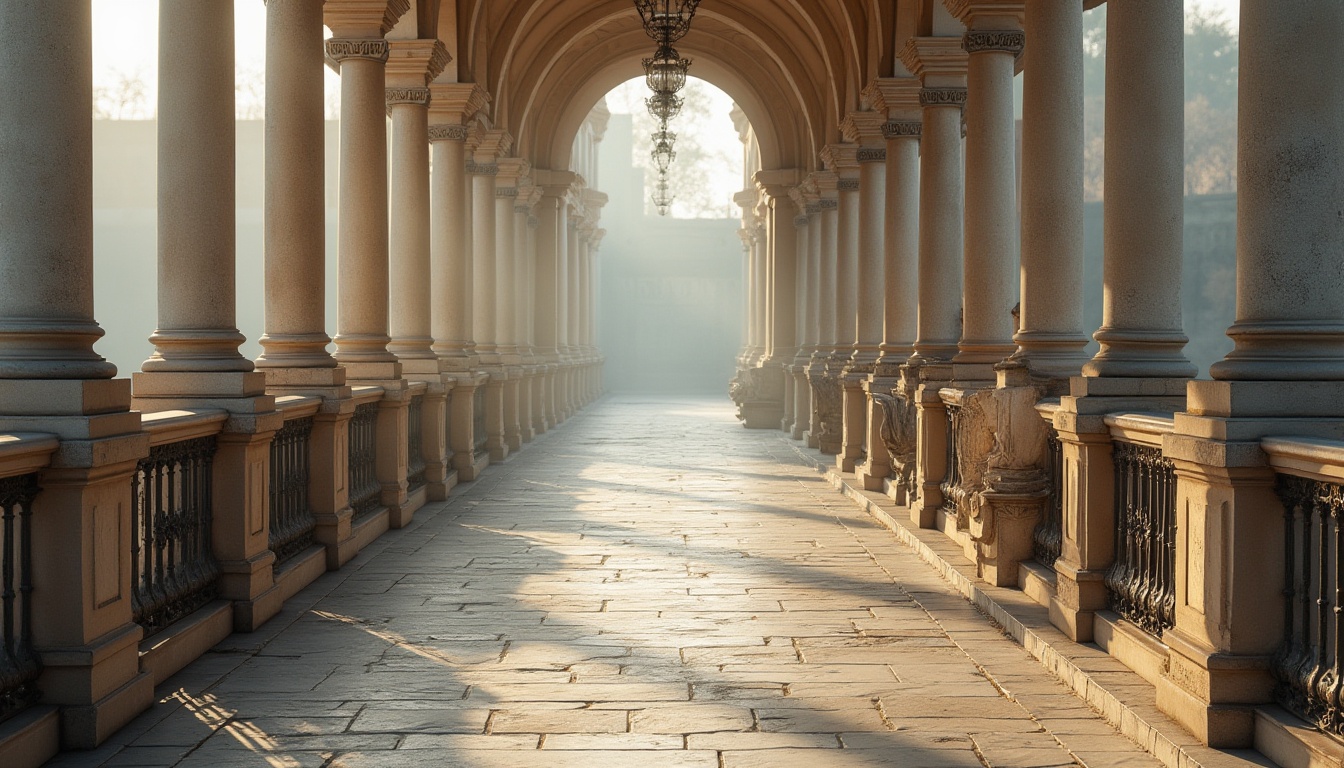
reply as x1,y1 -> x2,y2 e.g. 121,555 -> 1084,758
651,127 -> 677,173
634,0 -> 702,44
646,91 -> 684,123
643,44 -> 691,95
652,173 -> 674,216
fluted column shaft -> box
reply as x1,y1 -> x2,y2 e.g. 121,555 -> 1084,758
956,27 -> 1022,368
0,1 -> 114,380
879,122 -> 921,365
430,125 -> 472,362
146,0 -> 249,372
854,152 -> 886,365
329,39 -> 395,366
389,91 -> 434,361
1015,0 -> 1088,376
912,90 -> 965,361
1211,2 -> 1344,381
1084,0 -> 1193,378
472,165 -> 499,361
258,0 -> 332,370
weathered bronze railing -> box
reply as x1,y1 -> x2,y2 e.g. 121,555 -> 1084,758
406,394 -> 426,493
348,401 -> 381,521
1033,426 -> 1064,569
941,403 -> 964,519
472,387 -> 488,458
269,416 -> 315,566
1103,440 -> 1177,636
131,437 -> 220,636
1274,473 -> 1344,737
0,473 -> 40,723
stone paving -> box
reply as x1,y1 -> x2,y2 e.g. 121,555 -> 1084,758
50,396 -> 1167,768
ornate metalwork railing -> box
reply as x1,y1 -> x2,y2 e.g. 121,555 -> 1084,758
269,417 -> 314,566
406,394 -> 426,493
0,473 -> 40,723
1103,441 -> 1177,637
348,402 -> 381,521
472,387 -> 488,458
940,403 -> 964,519
1033,427 -> 1065,569
1274,474 -> 1344,737
132,437 -> 220,636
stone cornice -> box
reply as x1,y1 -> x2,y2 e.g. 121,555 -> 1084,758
942,0 -> 1025,27
428,82 -> 490,126
811,170 -> 839,198
429,123 -> 469,142
820,143 -> 860,176
496,156 -> 531,186
963,30 -> 1025,56
840,111 -> 887,148
325,39 -> 390,64
386,38 -> 451,88
864,77 -> 922,119
472,128 -> 512,164
323,0 -> 410,38
898,37 -> 969,85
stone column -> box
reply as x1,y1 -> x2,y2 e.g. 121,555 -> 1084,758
787,202 -> 811,438
257,0 -> 339,382
429,121 -> 471,366
900,35 -> 967,527
567,213 -> 584,411
1082,0 -> 1193,379
1014,0 -> 1088,378
811,173 -> 843,455
471,132 -> 509,366
495,158 -> 527,453
826,145 -> 861,372
951,4 -> 1023,375
797,181 -> 823,445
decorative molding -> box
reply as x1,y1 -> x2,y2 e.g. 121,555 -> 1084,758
920,87 -> 968,109
496,187 -> 520,199
883,121 -> 923,139
429,124 -> 469,142
514,204 -> 532,214
856,148 -> 887,164
528,216 -> 540,228
837,178 -> 861,192
963,30 -> 1025,56
385,87 -> 430,107
325,39 -> 390,64
794,216 -> 810,228
817,199 -> 839,210
467,163 -> 498,176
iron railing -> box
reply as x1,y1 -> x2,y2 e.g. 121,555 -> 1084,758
132,437 -> 219,636
472,388 -> 488,458
407,395 -> 426,493
1033,428 -> 1064,569
1104,441 -> 1177,637
941,403 -> 964,520
348,402 -> 381,521
0,473 -> 40,723
269,417 -> 315,566
1274,474 -> 1344,737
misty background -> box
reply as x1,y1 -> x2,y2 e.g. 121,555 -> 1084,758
90,2 -> 1239,396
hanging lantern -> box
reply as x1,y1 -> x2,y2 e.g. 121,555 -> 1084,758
633,0 -> 702,44
646,91 -> 684,123
643,44 -> 691,95
652,173 -> 674,216
651,128 -> 677,173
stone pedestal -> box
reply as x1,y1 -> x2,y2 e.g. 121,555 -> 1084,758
309,395 -> 357,569
856,373 -> 898,491
449,372 -> 490,482
483,371 -> 509,463
911,362 -> 954,528
377,385 -> 415,528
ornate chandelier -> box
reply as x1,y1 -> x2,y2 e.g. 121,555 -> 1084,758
651,127 -> 677,173
651,173 -> 674,216
634,0 -> 701,44
643,44 -> 691,95
646,92 -> 684,123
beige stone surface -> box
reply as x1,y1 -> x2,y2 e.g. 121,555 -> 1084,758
49,398 -> 1165,767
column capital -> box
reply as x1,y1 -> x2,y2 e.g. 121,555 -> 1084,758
323,0 -> 410,38
963,29 -> 1025,56
754,168 -> 801,202
820,143 -> 860,179
863,77 -> 922,120
883,120 -> 923,139
386,38 -> 451,89
385,87 -> 430,108
943,0 -> 1024,29
581,189 -> 609,213
898,37 -> 969,87
811,170 -> 839,201
325,38 -> 390,64
472,128 -> 512,164
496,156 -> 531,188
428,82 -> 490,126
428,123 -> 470,142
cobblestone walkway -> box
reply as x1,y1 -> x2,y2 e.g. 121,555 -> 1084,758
53,396 -> 1165,768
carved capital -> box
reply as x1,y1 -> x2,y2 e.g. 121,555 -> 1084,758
326,39 -> 390,64
496,187 -> 520,199
920,87 -> 968,109
794,216 -> 809,228
468,163 -> 499,177
963,30 -> 1025,56
429,123 -> 469,142
816,199 -> 839,211
528,216 -> 540,228
883,121 -> 922,139
856,147 -> 887,164
386,87 -> 430,107
837,178 -> 860,192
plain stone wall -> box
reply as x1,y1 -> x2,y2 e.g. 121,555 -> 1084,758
91,119 -> 341,377
1081,193 -> 1236,376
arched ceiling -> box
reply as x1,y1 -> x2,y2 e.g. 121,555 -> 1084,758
430,0 -> 899,174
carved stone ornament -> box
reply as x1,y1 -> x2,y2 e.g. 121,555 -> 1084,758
496,187 -> 520,199
528,216 -> 540,228
837,178 -> 860,192
883,121 -> 922,139
386,87 -> 430,107
856,147 -> 887,164
794,216 -> 809,228
816,198 -> 839,210
919,87 -> 968,109
467,163 -> 499,177
963,30 -> 1025,56
514,204 -> 532,214
325,39 -> 390,64
429,124 -> 469,142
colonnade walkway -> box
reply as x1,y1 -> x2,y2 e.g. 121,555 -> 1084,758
51,397 -> 1179,768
